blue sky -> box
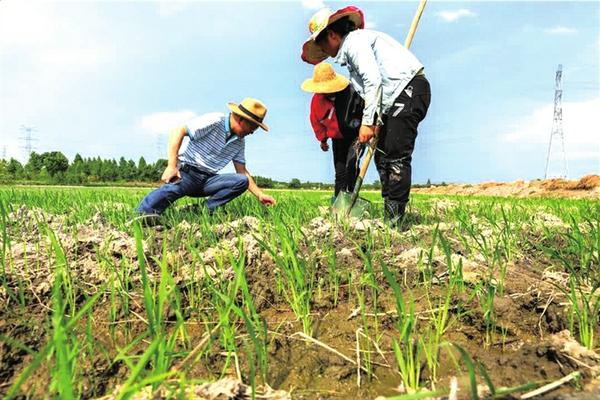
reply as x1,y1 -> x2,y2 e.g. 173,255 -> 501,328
1,0 -> 598,184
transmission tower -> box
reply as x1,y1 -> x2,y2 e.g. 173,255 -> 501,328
20,125 -> 38,158
544,64 -> 568,179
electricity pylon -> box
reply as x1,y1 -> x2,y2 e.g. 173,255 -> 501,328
544,64 -> 568,179
20,125 -> 38,158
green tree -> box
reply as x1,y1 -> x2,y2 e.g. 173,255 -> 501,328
118,157 -> 131,180
288,178 -> 302,189
127,159 -> 137,180
88,157 -> 102,180
66,154 -> 86,184
41,151 -> 69,177
26,152 -> 43,172
24,152 -> 43,179
7,158 -> 23,178
138,156 -> 150,181
254,175 -> 274,188
151,159 -> 167,181
0,159 -> 8,182
99,159 -> 119,181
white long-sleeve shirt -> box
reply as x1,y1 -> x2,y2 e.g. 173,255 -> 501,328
332,29 -> 423,125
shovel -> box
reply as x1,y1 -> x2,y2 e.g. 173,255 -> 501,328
331,128 -> 378,219
331,0 -> 428,220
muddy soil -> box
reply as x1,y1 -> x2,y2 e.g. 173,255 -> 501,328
1,203 -> 599,399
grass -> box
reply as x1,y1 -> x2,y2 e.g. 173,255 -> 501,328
0,186 -> 598,398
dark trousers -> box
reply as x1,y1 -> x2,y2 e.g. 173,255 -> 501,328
332,131 -> 360,196
375,75 -> 431,204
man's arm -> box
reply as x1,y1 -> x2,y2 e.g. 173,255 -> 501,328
233,162 -> 276,206
161,126 -> 188,183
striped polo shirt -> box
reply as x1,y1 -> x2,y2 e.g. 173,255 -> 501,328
179,112 -> 245,174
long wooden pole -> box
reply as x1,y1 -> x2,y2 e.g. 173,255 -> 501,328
404,0 -> 427,48
348,0 -> 428,214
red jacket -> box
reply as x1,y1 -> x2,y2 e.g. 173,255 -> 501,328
309,94 -> 343,141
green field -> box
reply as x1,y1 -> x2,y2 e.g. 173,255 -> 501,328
0,186 -> 598,399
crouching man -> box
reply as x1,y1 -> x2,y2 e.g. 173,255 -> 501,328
137,98 -> 276,219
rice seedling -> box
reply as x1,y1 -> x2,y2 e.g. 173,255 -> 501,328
565,276 -> 600,350
435,229 -> 464,292
1,186 -> 598,399
381,260 -> 421,392
421,283 -> 455,383
392,307 -> 422,393
355,286 -> 373,381
227,242 -> 269,384
255,220 -> 314,336
325,243 -> 340,306
477,281 -> 498,348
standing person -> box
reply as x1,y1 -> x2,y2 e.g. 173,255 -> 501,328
301,62 -> 362,199
137,98 -> 276,221
301,6 -> 431,226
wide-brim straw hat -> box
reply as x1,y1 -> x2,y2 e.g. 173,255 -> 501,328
227,98 -> 269,131
301,62 -> 350,94
301,6 -> 364,65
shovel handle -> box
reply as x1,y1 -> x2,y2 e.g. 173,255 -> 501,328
405,0 -> 427,49
358,136 -> 378,180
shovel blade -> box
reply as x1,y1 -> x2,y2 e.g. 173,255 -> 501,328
331,191 -> 371,219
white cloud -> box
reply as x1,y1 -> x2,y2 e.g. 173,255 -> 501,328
365,21 -> 377,29
39,46 -> 115,70
0,1 -> 114,71
136,110 -> 199,136
302,0 -> 326,11
544,26 -> 578,35
0,1 -> 59,47
503,98 -> 600,161
156,1 -> 192,17
436,9 -> 476,23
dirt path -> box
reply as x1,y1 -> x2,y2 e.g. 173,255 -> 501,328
413,174 -> 600,199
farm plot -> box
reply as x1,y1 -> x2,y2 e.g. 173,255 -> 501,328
0,187 -> 598,399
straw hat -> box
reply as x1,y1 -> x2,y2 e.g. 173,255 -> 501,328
301,63 -> 350,94
301,6 -> 364,65
227,98 -> 269,131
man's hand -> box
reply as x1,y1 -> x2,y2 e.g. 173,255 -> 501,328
161,166 -> 181,183
320,141 -> 329,152
358,125 -> 377,143
258,193 -> 276,206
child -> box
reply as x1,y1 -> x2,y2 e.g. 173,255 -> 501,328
302,62 -> 362,197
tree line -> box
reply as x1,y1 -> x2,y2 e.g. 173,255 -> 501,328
0,151 -> 388,189
0,152 -> 166,185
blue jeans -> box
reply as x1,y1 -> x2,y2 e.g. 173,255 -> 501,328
138,168 -> 249,215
